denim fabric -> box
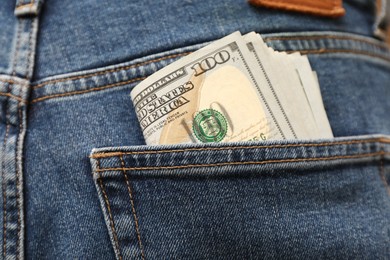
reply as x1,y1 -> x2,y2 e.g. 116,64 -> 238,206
0,1 -> 16,74
26,32 -> 390,259
35,0 -> 377,79
0,0 -> 389,259
90,135 -> 390,259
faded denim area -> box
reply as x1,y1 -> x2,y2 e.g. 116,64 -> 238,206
0,0 -> 389,259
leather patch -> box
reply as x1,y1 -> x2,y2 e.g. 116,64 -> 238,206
248,0 -> 345,18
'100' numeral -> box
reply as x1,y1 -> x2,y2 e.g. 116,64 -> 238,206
191,50 -> 230,76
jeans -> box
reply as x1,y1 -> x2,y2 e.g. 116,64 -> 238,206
0,0 -> 389,259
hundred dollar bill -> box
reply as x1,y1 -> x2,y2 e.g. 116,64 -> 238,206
243,32 -> 320,139
287,53 -> 333,138
244,33 -> 333,138
131,31 -> 328,145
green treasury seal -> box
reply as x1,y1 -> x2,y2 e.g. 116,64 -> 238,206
193,109 -> 228,143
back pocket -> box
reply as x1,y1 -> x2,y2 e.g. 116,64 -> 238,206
90,135 -> 390,259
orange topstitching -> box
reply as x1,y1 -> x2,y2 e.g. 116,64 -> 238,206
95,151 -> 389,172
119,155 -> 145,260
90,137 -> 390,159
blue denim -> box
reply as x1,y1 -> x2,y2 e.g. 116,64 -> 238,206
0,0 -> 389,259
90,135 -> 390,259
32,0 -> 381,78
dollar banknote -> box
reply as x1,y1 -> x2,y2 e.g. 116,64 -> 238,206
130,31 -> 333,145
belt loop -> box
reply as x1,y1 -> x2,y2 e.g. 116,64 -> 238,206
14,0 -> 44,17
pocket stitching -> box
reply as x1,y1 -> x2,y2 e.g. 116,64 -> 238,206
379,143 -> 390,195
30,76 -> 146,104
264,35 -> 388,50
97,158 -> 123,260
290,49 -> 390,63
96,151 -> 388,172
91,138 -> 390,159
120,155 -> 146,260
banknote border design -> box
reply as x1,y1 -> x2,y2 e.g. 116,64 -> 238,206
233,43 -> 286,139
247,42 -> 297,138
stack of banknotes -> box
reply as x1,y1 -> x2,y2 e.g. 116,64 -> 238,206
131,31 -> 333,145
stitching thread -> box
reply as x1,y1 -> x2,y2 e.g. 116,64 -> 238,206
30,34 -> 388,91
0,79 -> 16,85
1,123 -> 10,258
119,155 -> 145,260
31,47 -> 390,104
264,34 -> 389,50
15,104 -> 22,260
2,20 -> 23,258
0,79 -> 27,86
25,20 -> 34,79
379,144 -> 390,194
98,177 -> 123,260
90,137 -> 390,159
95,151 -> 388,172
32,52 -> 191,89
27,40 -> 390,104
15,18 -> 35,258
12,21 -> 22,78
30,76 -> 145,104
0,93 -> 26,103
32,35 -> 390,88
286,48 -> 390,62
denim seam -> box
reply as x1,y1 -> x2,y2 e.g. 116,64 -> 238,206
0,79 -> 28,86
29,33 -> 390,103
15,104 -> 21,260
119,155 -> 145,260
1,19 -> 23,258
30,50 -> 390,104
288,49 -> 390,63
31,34 -> 390,89
96,151 -> 388,172
264,35 -> 389,49
25,20 -> 34,79
97,177 -> 123,260
0,93 -> 26,104
12,23 -> 22,77
32,52 -> 192,89
15,19 -> 35,257
1,123 -> 10,259
379,143 -> 390,194
15,102 -> 26,260
30,76 -> 146,104
91,138 -> 390,158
